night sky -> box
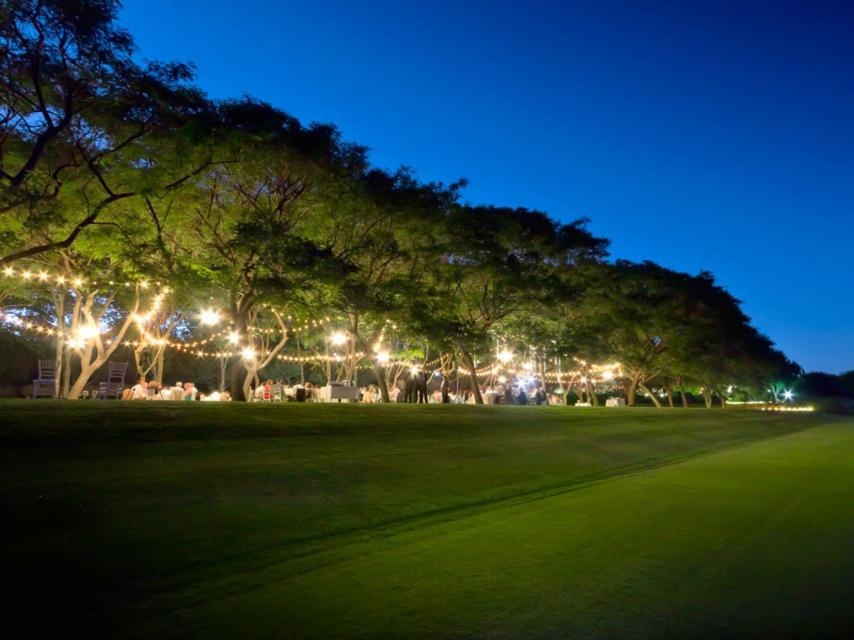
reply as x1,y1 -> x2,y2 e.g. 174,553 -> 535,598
119,0 -> 854,373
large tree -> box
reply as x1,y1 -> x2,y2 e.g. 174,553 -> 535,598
0,0 -> 210,266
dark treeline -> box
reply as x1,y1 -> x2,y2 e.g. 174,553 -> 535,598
0,0 -> 800,403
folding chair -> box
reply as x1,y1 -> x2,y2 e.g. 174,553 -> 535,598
32,360 -> 58,398
98,361 -> 128,399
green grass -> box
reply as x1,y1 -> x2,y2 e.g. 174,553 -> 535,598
1,401 -> 852,638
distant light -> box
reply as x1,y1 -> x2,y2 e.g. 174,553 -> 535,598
498,375 -> 507,383
200,308 -> 220,326
601,371 -> 614,381
497,349 -> 513,364
329,331 -> 347,346
228,332 -> 240,345
241,347 -> 256,361
523,361 -> 534,371
783,389 -> 794,402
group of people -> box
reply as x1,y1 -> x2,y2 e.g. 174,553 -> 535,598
251,379 -> 316,402
122,378 -> 232,402
359,379 -> 550,405
118,375 -> 550,405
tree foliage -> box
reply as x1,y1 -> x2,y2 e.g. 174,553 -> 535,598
0,2 -> 802,404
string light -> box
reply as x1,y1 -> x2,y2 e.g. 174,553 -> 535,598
200,308 -> 221,326
329,331 -> 347,346
77,324 -> 100,340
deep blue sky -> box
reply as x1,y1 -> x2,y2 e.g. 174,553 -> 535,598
119,0 -> 854,373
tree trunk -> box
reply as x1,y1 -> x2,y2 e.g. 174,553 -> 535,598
374,364 -> 390,403
586,379 -> 599,406
459,349 -> 483,405
666,384 -> 674,408
626,374 -> 640,406
219,357 -> 227,392
229,303 -> 251,401
67,301 -> 138,399
701,384 -> 713,409
154,347 -> 165,385
53,293 -> 65,398
677,377 -> 688,407
638,382 -> 662,408
296,337 -> 305,384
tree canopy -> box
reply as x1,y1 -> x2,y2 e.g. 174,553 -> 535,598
0,1 -> 801,404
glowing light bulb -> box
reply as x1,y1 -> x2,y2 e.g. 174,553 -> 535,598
228,332 -> 240,345
782,390 -> 794,402
77,325 -> 100,340
2,267 -> 13,276
410,367 -> 420,377
37,271 -> 49,281
601,370 -> 614,381
329,331 -> 347,346
200,308 -> 220,326
523,361 -> 534,372
241,347 -> 256,360
497,349 -> 513,364
376,351 -> 390,364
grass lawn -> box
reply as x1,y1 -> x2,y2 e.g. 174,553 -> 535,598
1,401 -> 852,638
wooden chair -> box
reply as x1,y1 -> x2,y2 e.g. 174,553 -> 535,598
32,360 -> 58,399
98,361 -> 128,399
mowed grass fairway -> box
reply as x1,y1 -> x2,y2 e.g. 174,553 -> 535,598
1,402 -> 852,639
